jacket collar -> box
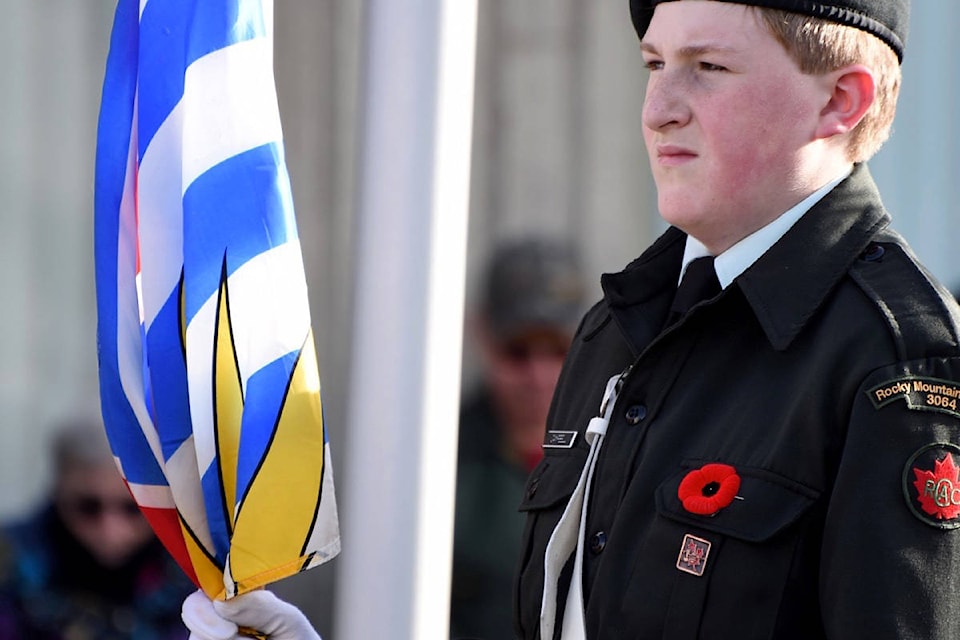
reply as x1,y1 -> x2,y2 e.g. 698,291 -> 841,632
736,163 -> 890,350
602,163 -> 891,352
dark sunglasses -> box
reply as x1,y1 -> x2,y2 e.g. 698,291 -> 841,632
64,495 -> 142,520
500,340 -> 568,363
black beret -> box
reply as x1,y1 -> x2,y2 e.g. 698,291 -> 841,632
629,0 -> 910,62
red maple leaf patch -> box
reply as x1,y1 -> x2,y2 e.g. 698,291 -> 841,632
913,452 -> 960,520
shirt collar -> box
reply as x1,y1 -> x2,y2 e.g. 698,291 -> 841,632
680,168 -> 852,288
602,164 -> 891,354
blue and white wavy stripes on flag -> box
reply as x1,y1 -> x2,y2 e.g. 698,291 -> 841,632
94,0 -> 339,600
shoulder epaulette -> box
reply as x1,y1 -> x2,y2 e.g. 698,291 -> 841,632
849,229 -> 960,361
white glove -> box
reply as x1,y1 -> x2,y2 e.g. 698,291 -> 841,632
182,591 -> 238,640
182,589 -> 321,640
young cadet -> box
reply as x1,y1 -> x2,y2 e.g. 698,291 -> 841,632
182,1 -> 960,638
515,1 -> 960,639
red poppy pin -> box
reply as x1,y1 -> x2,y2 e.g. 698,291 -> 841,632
678,463 -> 741,516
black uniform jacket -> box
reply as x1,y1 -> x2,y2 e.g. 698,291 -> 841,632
514,165 -> 960,639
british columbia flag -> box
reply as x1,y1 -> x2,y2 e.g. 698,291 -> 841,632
93,0 -> 339,600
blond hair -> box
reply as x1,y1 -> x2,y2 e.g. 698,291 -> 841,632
755,8 -> 901,162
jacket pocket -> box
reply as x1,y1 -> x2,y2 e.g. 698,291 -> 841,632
619,462 -> 822,640
514,452 -> 586,640
655,462 -> 820,542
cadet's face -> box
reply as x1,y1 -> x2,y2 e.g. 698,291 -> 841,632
641,1 -> 828,253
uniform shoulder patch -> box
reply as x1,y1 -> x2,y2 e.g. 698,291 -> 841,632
868,376 -> 960,420
903,443 -> 960,529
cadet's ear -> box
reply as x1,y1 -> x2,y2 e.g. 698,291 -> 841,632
815,64 -> 876,140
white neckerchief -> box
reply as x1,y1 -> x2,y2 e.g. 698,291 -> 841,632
679,169 -> 851,288
540,372 -> 625,640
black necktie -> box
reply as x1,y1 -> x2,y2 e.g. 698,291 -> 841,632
668,256 -> 721,325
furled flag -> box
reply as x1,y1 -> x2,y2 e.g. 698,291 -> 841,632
93,0 -> 339,600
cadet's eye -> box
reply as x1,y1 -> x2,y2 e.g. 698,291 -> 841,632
643,58 -> 664,71
699,61 -> 728,72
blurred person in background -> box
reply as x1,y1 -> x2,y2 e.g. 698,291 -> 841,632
0,416 -> 194,639
450,237 -> 586,640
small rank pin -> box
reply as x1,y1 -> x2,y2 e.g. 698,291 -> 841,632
676,534 -> 711,577
543,430 -> 577,449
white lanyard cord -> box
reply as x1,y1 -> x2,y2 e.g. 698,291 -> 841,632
540,368 -> 628,639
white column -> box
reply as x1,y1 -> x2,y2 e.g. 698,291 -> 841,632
334,1 -> 478,638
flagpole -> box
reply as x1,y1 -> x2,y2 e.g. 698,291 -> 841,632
335,1 -> 478,638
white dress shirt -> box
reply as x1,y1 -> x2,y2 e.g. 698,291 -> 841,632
680,169 -> 852,288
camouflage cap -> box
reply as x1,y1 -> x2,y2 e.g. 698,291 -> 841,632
483,237 -> 586,341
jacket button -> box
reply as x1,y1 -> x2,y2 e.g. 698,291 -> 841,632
526,477 -> 540,499
861,243 -> 885,262
589,531 -> 607,555
624,404 -> 647,425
